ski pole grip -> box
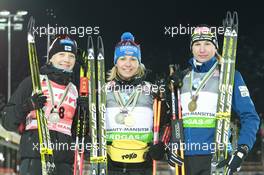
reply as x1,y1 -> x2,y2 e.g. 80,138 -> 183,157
80,77 -> 89,96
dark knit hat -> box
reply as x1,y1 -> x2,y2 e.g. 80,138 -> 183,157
190,25 -> 218,50
48,35 -> 77,60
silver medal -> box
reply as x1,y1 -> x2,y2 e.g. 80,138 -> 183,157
49,112 -> 60,123
115,110 -> 128,124
115,113 -> 125,124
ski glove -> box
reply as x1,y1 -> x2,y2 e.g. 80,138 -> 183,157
22,93 -> 47,113
77,96 -> 89,111
217,144 -> 249,175
167,149 -> 184,167
145,141 -> 166,160
169,64 -> 184,88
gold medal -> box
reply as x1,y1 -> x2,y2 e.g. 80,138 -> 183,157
188,96 -> 198,112
124,113 -> 135,127
49,112 -> 60,123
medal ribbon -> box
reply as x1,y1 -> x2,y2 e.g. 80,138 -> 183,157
190,61 -> 218,98
114,90 -> 141,113
45,75 -> 71,113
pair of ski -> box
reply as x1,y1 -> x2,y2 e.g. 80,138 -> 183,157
27,17 -> 56,175
74,36 -> 107,175
211,11 -> 239,175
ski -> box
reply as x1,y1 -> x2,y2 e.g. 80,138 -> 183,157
74,50 -> 89,175
97,36 -> 107,175
27,16 -> 56,175
211,11 -> 239,175
87,36 -> 99,175
169,65 -> 185,175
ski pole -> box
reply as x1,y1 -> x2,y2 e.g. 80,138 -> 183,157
74,51 -> 89,175
152,98 -> 158,175
152,96 -> 162,175
177,88 -> 185,175
169,65 -> 185,175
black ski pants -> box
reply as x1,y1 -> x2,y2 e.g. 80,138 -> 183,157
20,158 -> 73,175
184,155 -> 211,175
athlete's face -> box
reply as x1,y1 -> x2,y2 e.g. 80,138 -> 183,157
192,40 -> 217,63
116,55 -> 139,81
50,52 -> 76,71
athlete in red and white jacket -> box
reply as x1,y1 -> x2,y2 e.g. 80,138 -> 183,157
2,35 -> 83,175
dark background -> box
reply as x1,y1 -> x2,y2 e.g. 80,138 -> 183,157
0,0 -> 263,114
0,0 -> 263,167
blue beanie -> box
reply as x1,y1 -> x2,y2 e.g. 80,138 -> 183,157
114,32 -> 141,64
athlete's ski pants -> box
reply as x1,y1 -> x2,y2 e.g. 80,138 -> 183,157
184,155 -> 211,175
20,158 -> 73,175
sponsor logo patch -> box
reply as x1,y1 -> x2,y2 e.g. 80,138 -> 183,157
64,45 -> 72,51
238,86 -> 249,97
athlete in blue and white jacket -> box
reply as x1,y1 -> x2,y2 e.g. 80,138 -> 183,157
168,25 -> 260,175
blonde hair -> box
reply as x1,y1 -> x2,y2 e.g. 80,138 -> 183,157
107,63 -> 146,81
215,51 -> 222,62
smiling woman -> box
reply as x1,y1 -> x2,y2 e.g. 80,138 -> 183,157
107,32 -> 145,82
1,35 -> 80,175
105,32 -> 167,175
49,52 -> 76,72
115,56 -> 140,81
48,35 -> 77,72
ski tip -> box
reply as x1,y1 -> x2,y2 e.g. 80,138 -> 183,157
97,36 -> 104,55
87,36 -> 94,50
223,11 -> 238,29
27,16 -> 35,36
226,11 -> 233,27
226,11 -> 232,20
233,12 -> 239,30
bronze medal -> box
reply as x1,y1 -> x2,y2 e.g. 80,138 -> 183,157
188,96 -> 198,112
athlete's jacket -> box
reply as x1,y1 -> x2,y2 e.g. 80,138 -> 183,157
105,77 -> 164,171
180,57 -> 259,156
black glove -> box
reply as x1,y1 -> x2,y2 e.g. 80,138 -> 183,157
217,144 -> 249,175
169,64 -> 184,88
22,93 -> 47,112
145,141 -> 166,160
77,96 -> 89,111
166,147 -> 184,167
